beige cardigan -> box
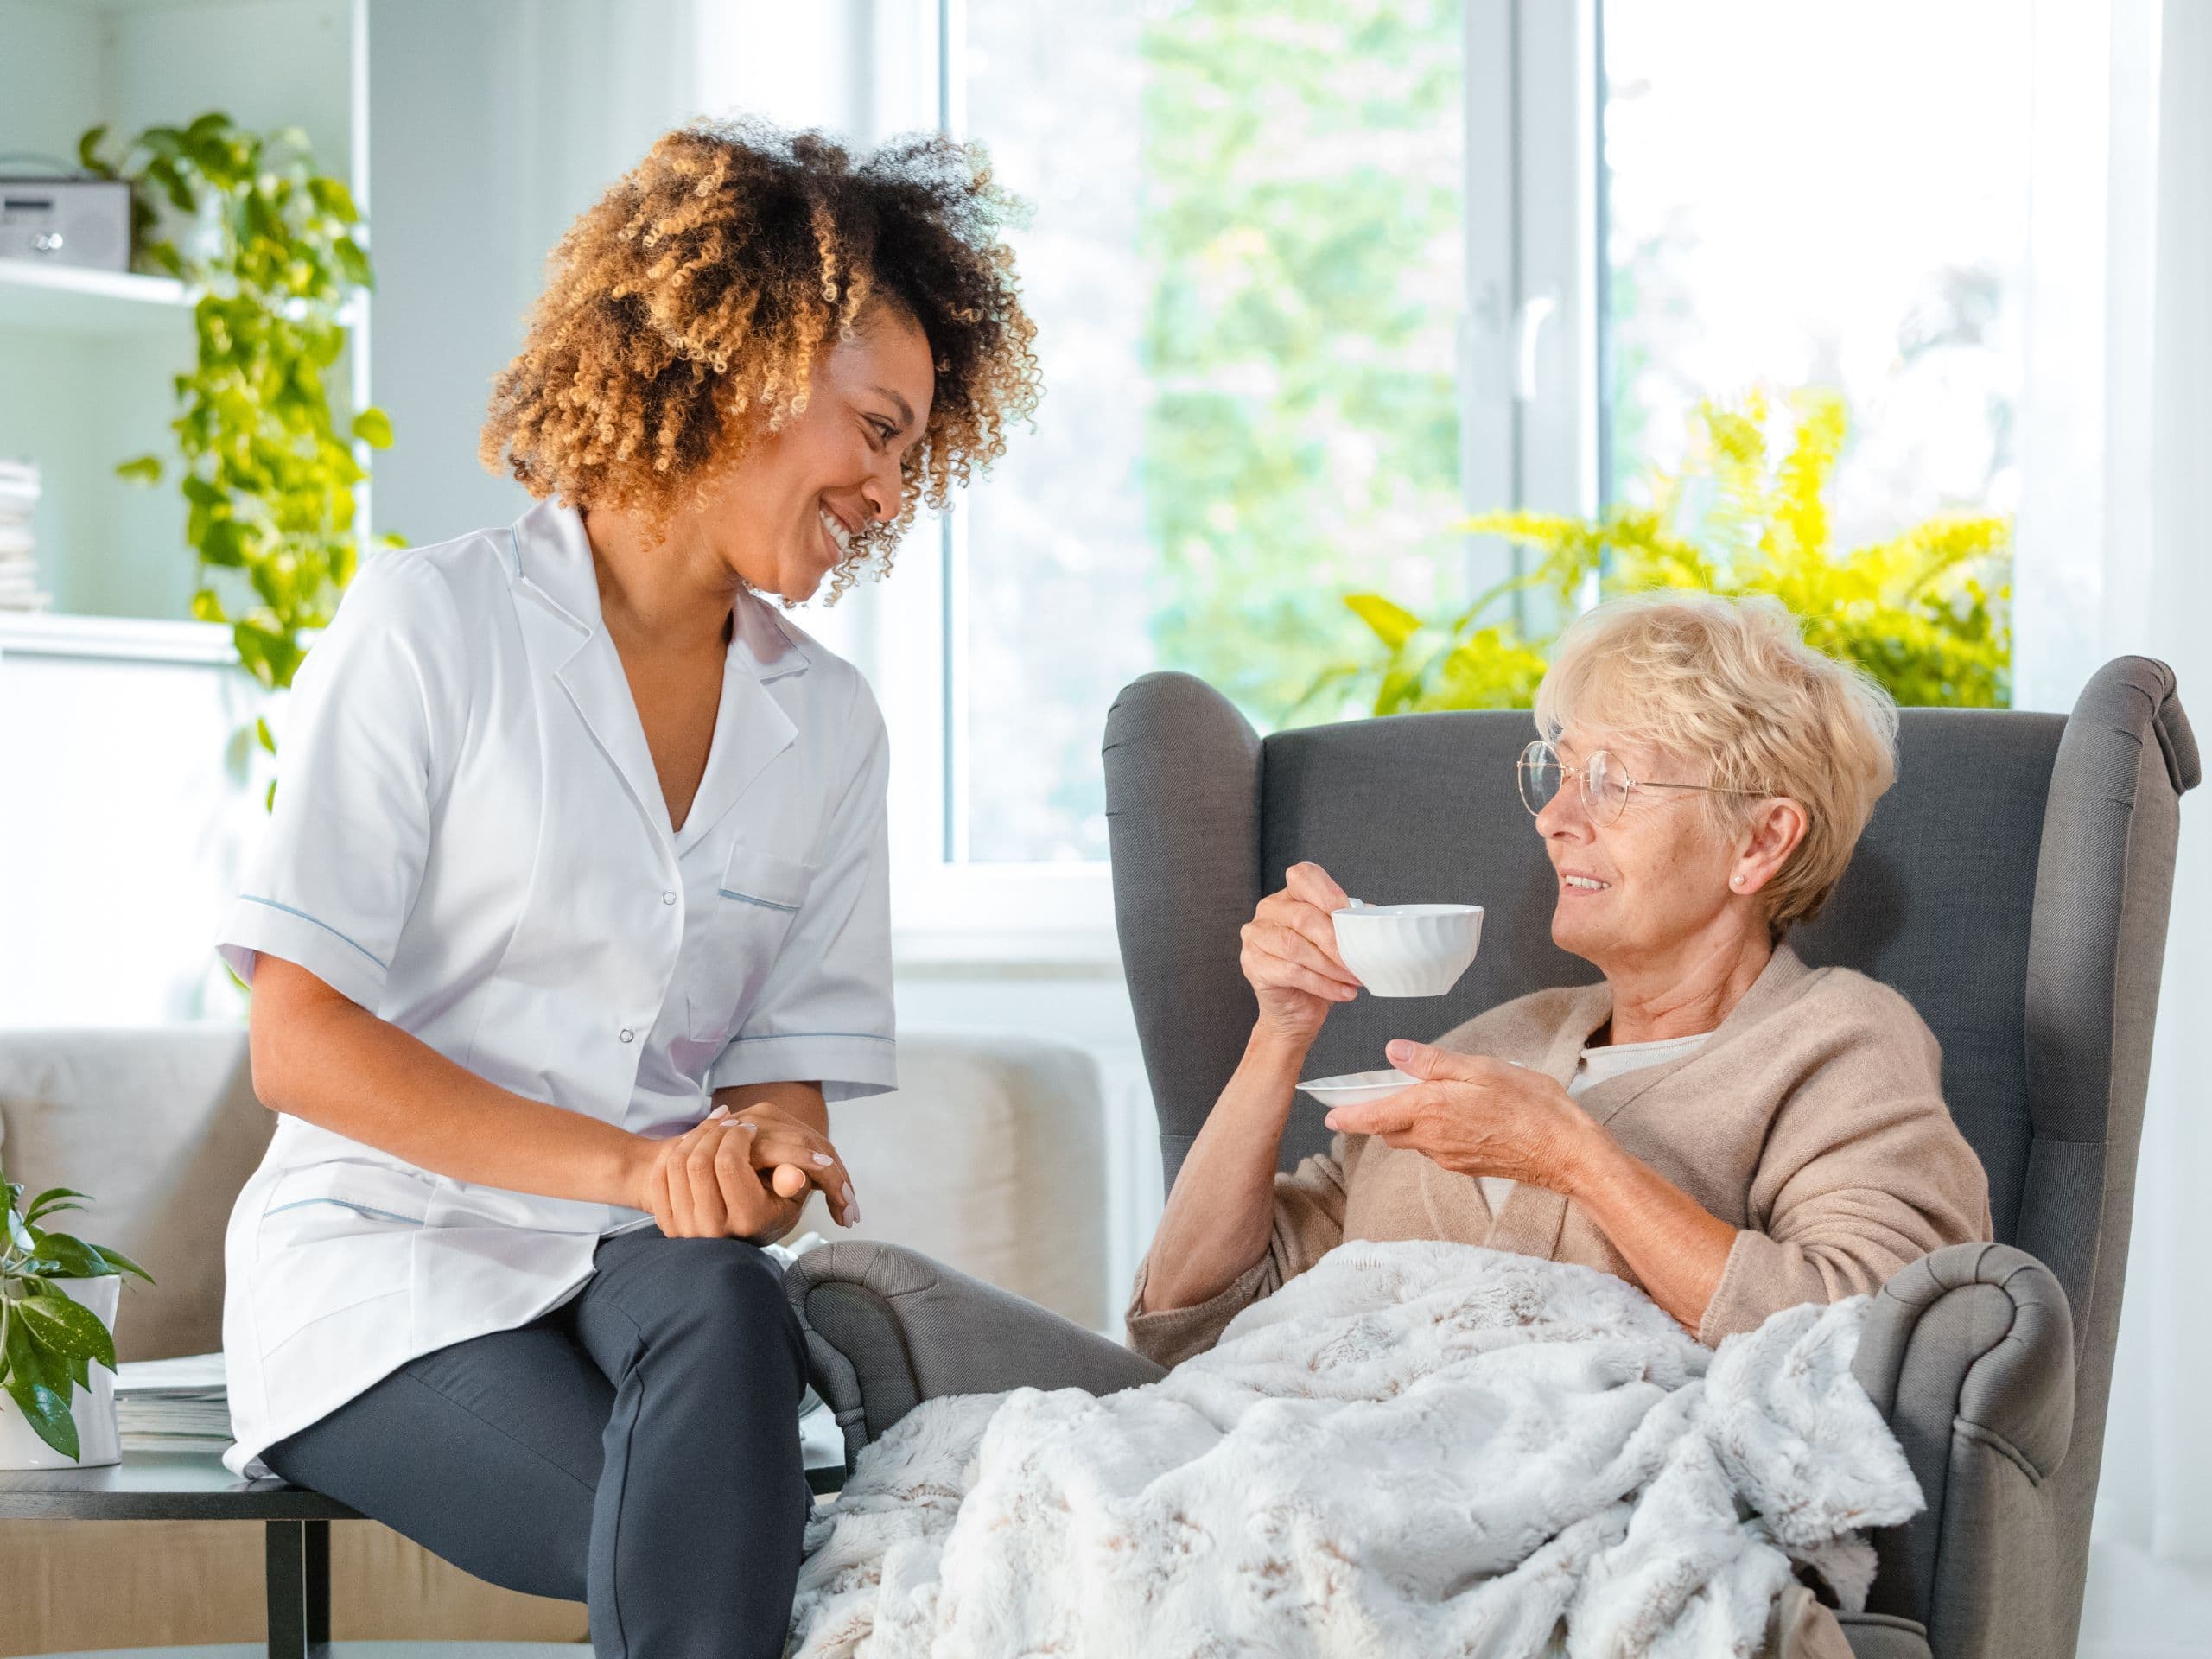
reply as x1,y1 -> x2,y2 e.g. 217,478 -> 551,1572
1127,944 -> 1994,1367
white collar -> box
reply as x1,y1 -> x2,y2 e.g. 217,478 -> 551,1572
505,495 -> 813,686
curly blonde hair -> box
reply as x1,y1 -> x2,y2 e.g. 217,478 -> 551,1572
1535,592 -> 1901,935
480,118 -> 1041,600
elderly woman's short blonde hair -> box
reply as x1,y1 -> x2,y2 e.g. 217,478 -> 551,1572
1533,593 -> 1899,934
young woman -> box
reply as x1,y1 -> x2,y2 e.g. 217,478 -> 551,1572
216,120 -> 1038,1657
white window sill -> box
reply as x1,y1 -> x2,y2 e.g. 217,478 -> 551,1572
893,925 -> 1125,976
889,859 -> 1122,974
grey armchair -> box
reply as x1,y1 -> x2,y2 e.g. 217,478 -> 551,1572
788,656 -> 2195,1659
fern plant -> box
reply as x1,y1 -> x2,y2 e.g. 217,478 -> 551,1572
1309,387 -> 2011,717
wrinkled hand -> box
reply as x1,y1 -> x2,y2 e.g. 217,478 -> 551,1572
639,1102 -> 857,1245
1241,861 -> 1363,1040
1322,1039 -> 1597,1193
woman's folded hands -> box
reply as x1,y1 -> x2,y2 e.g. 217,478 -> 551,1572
634,1101 -> 859,1243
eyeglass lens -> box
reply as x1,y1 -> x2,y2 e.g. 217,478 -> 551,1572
1518,741 -> 1560,816
1518,741 -> 1631,823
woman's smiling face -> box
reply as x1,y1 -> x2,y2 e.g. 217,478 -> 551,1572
695,303 -> 938,604
1535,724 -> 1746,975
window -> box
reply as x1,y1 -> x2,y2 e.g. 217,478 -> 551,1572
866,0 -> 2042,949
877,0 -> 1469,938
1599,0 -> 2032,533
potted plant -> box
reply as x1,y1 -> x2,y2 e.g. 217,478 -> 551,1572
0,1161 -> 153,1468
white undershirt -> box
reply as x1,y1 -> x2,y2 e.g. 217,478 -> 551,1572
1478,1031 -> 1713,1216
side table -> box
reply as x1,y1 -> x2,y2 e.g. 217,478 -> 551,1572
0,1446 -> 357,1659
1,1446 -> 848,1658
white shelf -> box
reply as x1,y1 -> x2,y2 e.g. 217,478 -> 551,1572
0,611 -> 235,665
0,259 -> 194,336
0,258 -> 371,339
54,0 -> 324,11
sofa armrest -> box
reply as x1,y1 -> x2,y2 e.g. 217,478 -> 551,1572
787,1241 -> 1166,1472
1848,1242 -> 2075,1631
787,1031 -> 1111,1332
0,1027 -> 270,1362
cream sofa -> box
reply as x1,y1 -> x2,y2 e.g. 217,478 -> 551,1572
0,1026 -> 1107,1656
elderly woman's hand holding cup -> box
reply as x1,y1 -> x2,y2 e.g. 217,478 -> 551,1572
1238,861 -> 1367,1039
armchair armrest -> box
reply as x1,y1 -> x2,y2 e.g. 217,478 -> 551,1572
787,1241 -> 1166,1474
1848,1242 -> 2075,1638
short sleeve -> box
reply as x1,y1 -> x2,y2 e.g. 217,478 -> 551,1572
708,672 -> 896,1104
215,551 -> 467,1011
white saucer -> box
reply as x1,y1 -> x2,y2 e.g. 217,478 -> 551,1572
1295,1067 -> 1418,1105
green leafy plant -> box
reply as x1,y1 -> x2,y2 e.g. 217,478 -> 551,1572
79,111 -> 396,776
1308,386 -> 2012,718
0,1162 -> 152,1460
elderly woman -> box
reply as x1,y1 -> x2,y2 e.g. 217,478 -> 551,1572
1130,592 -> 1993,1365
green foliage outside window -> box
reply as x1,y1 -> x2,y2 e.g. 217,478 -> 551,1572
1304,386 -> 2012,720
80,112 -> 395,759
1140,0 -> 1465,726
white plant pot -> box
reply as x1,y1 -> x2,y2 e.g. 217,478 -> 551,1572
0,1274 -> 122,1469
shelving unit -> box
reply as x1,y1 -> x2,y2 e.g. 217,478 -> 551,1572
0,0 -> 365,645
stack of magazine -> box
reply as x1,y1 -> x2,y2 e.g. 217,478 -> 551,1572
0,460 -> 44,613
113,1352 -> 232,1452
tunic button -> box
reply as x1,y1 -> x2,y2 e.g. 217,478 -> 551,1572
661,891 -> 677,905
619,1027 -> 635,1044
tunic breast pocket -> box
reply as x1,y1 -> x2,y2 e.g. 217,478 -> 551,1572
684,841 -> 817,1042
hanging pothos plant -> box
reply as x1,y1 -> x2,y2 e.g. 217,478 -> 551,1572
79,111 -> 397,799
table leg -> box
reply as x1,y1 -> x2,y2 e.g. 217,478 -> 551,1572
306,1518 -> 331,1648
265,1517 -> 332,1659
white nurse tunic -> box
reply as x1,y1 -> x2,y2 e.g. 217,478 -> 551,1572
214,496 -> 897,1477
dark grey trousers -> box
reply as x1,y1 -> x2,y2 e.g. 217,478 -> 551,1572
263,1228 -> 809,1659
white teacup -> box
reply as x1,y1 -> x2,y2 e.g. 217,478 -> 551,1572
1331,902 -> 1484,998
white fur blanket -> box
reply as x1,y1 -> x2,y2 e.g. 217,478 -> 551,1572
788,1241 -> 1921,1658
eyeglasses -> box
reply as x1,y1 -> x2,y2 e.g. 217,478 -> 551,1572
1517,739 -> 1770,826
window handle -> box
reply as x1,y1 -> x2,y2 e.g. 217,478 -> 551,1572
1512,290 -> 1558,404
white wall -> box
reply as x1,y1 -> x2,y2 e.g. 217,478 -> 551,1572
366,0 -> 700,544
0,637 -> 266,1024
